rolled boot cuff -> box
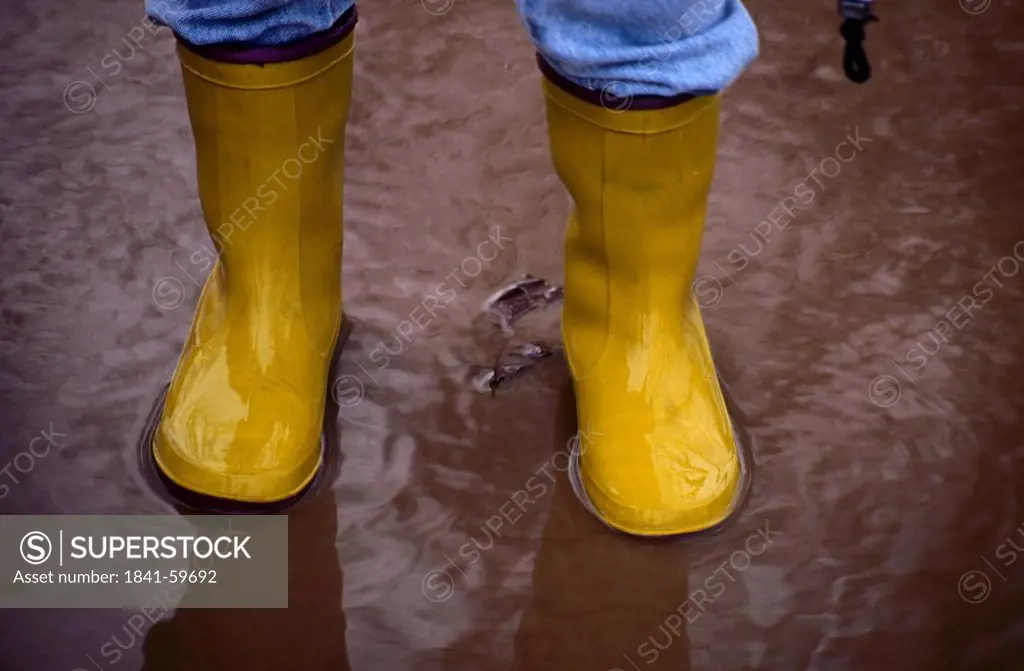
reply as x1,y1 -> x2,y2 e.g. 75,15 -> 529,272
178,7 -> 357,65
535,54 -> 701,112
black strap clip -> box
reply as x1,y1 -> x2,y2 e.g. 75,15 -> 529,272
838,1 -> 878,83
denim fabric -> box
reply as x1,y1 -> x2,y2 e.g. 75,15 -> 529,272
146,0 -> 758,96
517,0 -> 758,96
145,0 -> 354,46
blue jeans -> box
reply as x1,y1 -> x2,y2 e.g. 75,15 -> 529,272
146,0 -> 758,97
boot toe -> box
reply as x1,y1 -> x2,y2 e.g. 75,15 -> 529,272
577,421 -> 744,537
153,376 -> 325,503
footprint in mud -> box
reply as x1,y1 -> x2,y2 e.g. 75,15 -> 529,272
475,275 -> 564,395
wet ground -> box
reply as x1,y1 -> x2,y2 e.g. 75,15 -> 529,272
2,0 -> 1024,669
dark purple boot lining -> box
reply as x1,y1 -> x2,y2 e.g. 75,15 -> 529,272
177,7 -> 357,65
537,54 -> 715,111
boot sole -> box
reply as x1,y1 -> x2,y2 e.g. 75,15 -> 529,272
567,367 -> 755,540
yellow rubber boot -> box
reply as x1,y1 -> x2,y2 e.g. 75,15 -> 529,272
543,77 -> 748,537
152,33 -> 355,502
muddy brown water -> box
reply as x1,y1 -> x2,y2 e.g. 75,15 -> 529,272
2,0 -> 1023,669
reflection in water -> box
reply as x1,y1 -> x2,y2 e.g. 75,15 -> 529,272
140,491 -> 349,671
138,392 -> 348,670
511,384 -> 692,671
